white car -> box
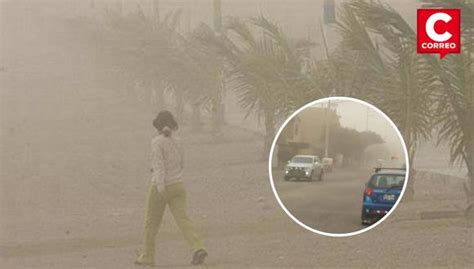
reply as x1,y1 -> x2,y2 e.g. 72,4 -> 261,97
284,155 -> 324,181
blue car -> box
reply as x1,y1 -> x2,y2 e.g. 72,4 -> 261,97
361,168 -> 406,225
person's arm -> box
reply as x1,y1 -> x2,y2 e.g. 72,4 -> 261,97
151,139 -> 165,193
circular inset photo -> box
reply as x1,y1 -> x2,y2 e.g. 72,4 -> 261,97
269,97 -> 409,237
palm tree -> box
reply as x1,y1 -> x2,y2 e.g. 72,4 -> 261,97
422,0 -> 473,212
324,3 -> 385,97
196,16 -> 316,157
79,4 -> 224,127
94,6 -> 189,114
332,1 -> 439,199
334,0 -> 474,206
185,25 -> 225,130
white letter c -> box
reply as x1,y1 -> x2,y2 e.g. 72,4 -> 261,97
426,12 -> 452,42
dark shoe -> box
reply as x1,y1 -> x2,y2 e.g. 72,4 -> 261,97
191,249 -> 208,265
135,253 -> 155,266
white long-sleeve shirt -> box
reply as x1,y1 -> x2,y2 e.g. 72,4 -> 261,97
150,134 -> 184,188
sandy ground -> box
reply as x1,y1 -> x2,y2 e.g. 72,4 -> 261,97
1,1 -> 472,267
273,168 -> 373,234
1,125 -> 473,268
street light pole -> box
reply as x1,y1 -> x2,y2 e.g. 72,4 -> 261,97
324,99 -> 331,158
320,1 -> 336,158
319,0 -> 336,158
320,19 -> 332,158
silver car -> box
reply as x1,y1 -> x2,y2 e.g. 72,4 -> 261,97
284,155 -> 324,181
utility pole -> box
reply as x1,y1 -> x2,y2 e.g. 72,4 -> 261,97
320,18 -> 331,158
324,100 -> 331,158
321,0 -> 336,158
319,18 -> 330,61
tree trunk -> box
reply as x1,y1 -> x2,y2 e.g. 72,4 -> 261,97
467,171 -> 473,216
465,143 -> 473,216
466,16 -> 473,218
262,110 -> 275,160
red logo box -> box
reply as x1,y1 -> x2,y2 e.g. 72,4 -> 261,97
417,9 -> 461,59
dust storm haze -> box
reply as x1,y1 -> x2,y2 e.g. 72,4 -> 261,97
1,0 -> 472,268
271,99 -> 407,234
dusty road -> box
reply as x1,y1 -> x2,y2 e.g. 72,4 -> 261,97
273,168 -> 372,234
1,126 -> 473,268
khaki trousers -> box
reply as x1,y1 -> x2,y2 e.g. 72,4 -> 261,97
142,182 -> 205,259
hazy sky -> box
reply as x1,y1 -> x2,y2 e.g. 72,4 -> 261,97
312,100 -> 404,155
154,0 -> 420,37
21,0 -> 420,40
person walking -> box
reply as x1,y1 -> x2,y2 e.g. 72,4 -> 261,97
135,110 -> 207,266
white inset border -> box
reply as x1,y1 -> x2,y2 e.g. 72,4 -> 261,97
268,97 -> 410,237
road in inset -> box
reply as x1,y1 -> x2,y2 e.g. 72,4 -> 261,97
272,168 -> 373,234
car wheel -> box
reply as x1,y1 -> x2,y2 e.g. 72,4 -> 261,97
361,211 -> 371,225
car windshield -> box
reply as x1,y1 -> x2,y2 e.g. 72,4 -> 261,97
291,157 -> 313,164
369,174 -> 405,189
